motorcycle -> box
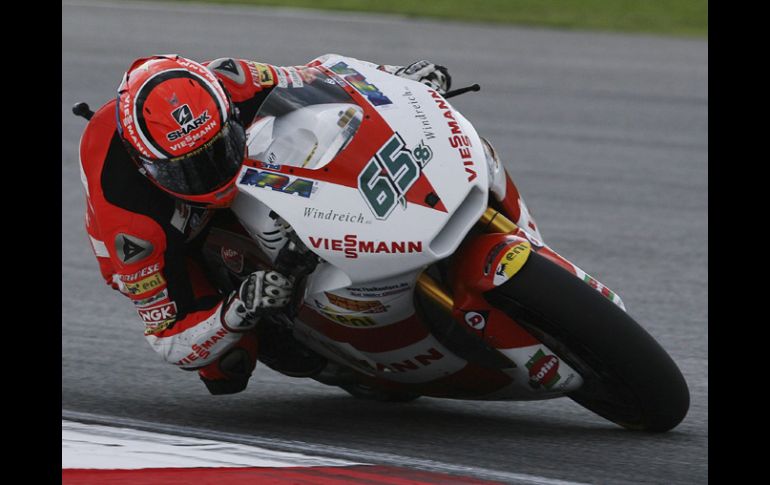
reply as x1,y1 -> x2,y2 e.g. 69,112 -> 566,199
74,55 -> 689,432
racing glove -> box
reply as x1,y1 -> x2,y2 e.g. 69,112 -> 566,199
394,60 -> 452,95
221,270 -> 294,332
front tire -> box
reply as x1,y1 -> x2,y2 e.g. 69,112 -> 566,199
485,251 -> 689,432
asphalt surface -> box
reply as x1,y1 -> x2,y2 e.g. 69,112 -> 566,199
62,1 -> 708,483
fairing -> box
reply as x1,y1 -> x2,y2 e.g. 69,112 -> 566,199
235,60 -> 488,285
229,56 -> 619,399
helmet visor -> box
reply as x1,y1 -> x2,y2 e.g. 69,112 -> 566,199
139,118 -> 246,196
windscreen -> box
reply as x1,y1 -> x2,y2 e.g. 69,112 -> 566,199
246,67 -> 364,170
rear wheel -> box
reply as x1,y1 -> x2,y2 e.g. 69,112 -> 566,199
485,251 -> 689,432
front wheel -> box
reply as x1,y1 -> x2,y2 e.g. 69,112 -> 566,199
485,251 -> 689,432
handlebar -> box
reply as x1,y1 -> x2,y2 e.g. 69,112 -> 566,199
444,84 -> 481,99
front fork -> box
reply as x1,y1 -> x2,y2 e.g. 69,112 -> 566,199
415,207 -> 592,396
417,206 -> 625,318
415,206 -> 521,313
416,206 -> 544,354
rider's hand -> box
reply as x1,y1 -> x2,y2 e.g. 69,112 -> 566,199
222,270 -> 294,332
275,241 -> 319,280
395,60 -> 452,95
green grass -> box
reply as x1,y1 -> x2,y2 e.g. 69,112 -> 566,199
171,0 -> 707,37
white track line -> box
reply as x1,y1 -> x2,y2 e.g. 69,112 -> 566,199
63,420 -> 360,469
63,410 -> 590,485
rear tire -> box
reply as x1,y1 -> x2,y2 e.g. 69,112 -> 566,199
485,251 -> 689,432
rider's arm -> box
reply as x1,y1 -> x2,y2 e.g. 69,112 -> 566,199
203,58 -> 283,126
205,56 -> 452,125
79,107 -> 245,370
305,54 -> 451,94
90,210 -> 290,372
105,212 -> 245,370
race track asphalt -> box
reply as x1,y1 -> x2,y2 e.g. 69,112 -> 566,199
62,1 -> 708,483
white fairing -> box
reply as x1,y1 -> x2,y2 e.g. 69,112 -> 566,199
247,103 -> 364,170
481,137 -> 507,207
231,194 -> 290,263
231,56 -> 582,397
235,56 -> 489,287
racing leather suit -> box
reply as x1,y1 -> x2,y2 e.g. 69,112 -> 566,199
79,55 -> 437,394
79,57 -> 309,391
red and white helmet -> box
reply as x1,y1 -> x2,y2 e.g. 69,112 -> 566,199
116,55 -> 246,207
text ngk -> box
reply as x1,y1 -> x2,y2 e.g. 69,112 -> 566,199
139,304 -> 175,323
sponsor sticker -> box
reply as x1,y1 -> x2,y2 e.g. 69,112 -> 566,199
556,373 -> 577,391
174,328 -> 231,365
525,349 -> 561,389
303,207 -> 369,224
211,58 -> 245,84
250,62 -> 275,87
309,234 -> 422,259
133,288 -> 169,308
166,117 -> 219,152
338,107 -> 358,128
429,89 -> 477,182
358,133 -> 434,220
119,263 -> 161,283
114,234 -> 154,264
166,93 -> 179,107
245,63 -> 261,87
348,283 -> 411,298
138,301 -> 177,324
402,87 -> 436,141
325,292 -> 386,313
484,241 -> 510,276
329,61 -> 392,106
298,68 -> 320,85
125,272 -> 166,297
583,274 -> 617,302
314,301 -> 378,328
239,168 -> 316,198
492,241 -> 531,286
166,105 -> 212,142
144,320 -> 172,336
463,310 -> 487,330
287,67 -> 304,88
221,247 -> 244,273
275,67 -> 289,88
375,346 -> 446,374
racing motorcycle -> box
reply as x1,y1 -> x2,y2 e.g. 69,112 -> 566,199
75,56 -> 689,432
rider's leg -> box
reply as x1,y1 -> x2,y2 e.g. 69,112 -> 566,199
197,331 -> 259,395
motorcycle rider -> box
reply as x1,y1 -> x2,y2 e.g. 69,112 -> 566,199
78,54 -> 451,395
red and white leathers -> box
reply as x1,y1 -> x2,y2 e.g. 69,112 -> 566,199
79,57 -> 297,381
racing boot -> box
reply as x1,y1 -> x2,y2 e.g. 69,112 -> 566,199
198,332 -> 259,395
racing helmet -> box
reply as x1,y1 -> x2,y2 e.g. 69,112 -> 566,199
116,55 -> 246,208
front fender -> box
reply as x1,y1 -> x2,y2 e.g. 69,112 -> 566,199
447,232 -> 584,396
449,233 -> 539,350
